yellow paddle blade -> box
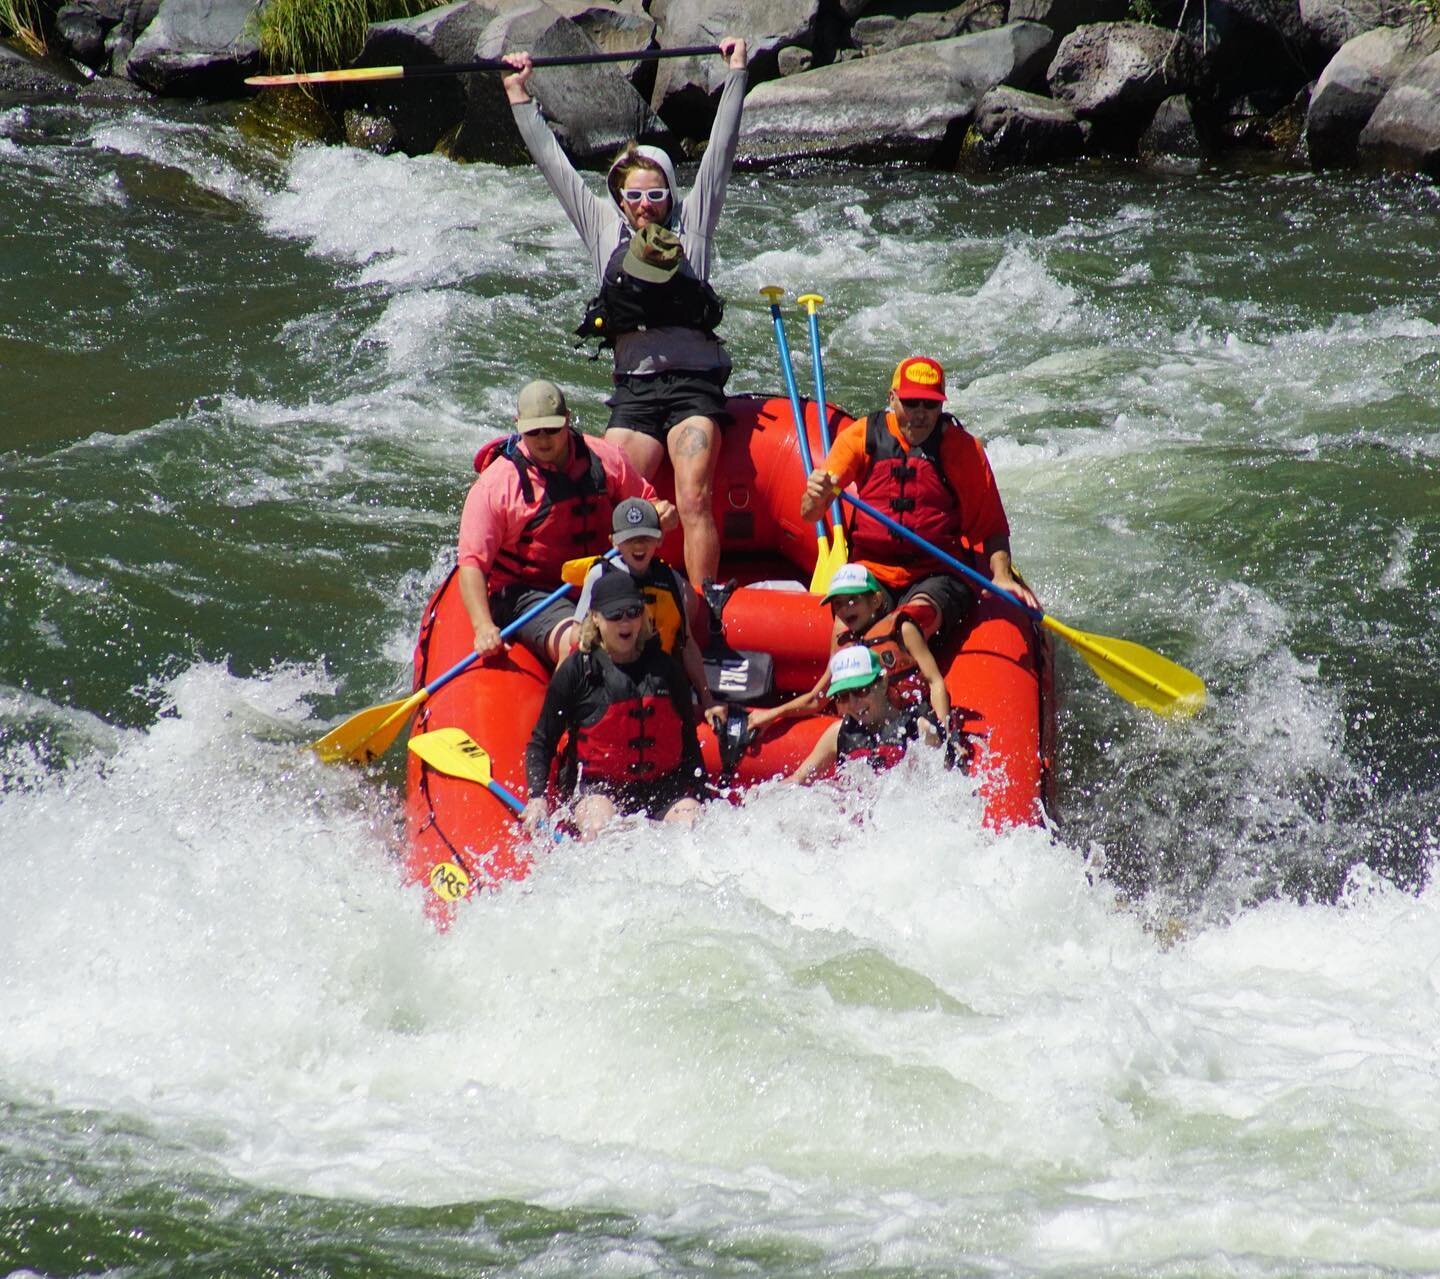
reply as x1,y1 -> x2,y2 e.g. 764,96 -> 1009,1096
561,553 -> 600,587
1042,617 -> 1206,718
808,529 -> 850,594
311,688 -> 424,764
246,65 -> 405,86
408,727 -> 493,786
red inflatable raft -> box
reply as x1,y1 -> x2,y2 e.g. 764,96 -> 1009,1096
405,394 -> 1057,918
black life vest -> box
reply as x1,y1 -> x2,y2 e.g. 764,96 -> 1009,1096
473,431 -> 612,590
575,232 -> 725,350
835,705 -> 926,772
570,644 -> 690,786
847,413 -> 969,574
594,558 -> 688,655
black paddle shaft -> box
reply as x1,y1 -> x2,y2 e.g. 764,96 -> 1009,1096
401,45 -> 722,77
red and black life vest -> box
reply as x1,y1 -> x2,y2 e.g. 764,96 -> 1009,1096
571,644 -> 690,786
847,413 -> 970,575
473,430 -> 612,590
576,233 -> 725,350
835,705 -> 926,771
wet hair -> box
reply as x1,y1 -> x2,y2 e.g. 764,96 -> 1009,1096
606,143 -> 670,207
578,608 -> 655,654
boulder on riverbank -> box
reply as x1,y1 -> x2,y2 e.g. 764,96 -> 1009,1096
959,82 -> 1085,170
735,22 -> 1053,165
14,0 -> 1440,182
337,0 -> 665,162
1305,23 -> 1440,167
124,0 -> 262,95
1357,47 -> 1440,175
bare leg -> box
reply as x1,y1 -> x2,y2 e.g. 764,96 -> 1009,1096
604,426 -> 666,480
544,618 -> 579,667
661,796 -> 701,827
574,793 -> 618,841
667,415 -> 721,589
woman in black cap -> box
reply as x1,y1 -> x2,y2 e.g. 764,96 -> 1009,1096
522,571 -> 707,840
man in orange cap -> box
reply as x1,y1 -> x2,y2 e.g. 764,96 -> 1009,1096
801,356 -> 1037,640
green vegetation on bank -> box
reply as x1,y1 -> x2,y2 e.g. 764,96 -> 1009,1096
0,0 -> 47,56
258,0 -> 434,72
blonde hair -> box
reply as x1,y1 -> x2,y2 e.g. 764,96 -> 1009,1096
578,608 -> 655,654
606,143 -> 668,206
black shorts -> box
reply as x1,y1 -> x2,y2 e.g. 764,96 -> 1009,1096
886,574 -> 975,642
576,769 -> 704,819
489,584 -> 574,662
606,369 -> 731,442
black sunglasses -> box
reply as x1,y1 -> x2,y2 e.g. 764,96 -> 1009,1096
523,425 -> 566,438
600,604 -> 646,621
898,398 -> 940,411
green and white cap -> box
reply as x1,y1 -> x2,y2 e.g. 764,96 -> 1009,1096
820,563 -> 882,603
827,645 -> 884,695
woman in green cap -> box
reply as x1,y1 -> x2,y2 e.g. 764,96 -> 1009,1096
746,562 -> 953,739
785,647 -> 943,786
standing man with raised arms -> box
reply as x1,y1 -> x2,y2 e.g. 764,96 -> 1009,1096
501,38 -> 749,591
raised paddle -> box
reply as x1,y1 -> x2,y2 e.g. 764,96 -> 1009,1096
760,286 -> 846,593
796,292 -> 850,571
246,44 -> 721,87
836,491 -> 1207,718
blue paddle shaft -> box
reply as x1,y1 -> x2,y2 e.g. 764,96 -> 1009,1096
803,308 -> 844,529
839,491 -> 1042,622
766,303 -> 827,541
422,548 -> 621,700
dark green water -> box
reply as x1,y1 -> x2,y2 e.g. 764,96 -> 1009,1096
4,85 -> 1440,1277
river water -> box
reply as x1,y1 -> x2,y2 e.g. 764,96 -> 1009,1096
3,84 -> 1440,1276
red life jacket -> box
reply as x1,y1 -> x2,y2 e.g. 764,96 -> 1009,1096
847,413 -> 972,576
473,431 -> 613,590
835,705 -> 925,771
572,646 -> 689,785
842,596 -> 942,710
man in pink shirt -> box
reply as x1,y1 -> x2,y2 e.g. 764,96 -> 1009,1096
459,380 -> 675,666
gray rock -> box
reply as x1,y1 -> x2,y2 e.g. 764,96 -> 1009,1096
777,44 -> 813,75
344,108 -> 400,153
54,0 -> 127,69
1300,0 -> 1414,54
1357,47 -> 1440,175
346,0 -> 664,163
960,82 -> 1084,168
1138,92 -> 1209,171
1306,23 -> 1440,166
737,21 -> 1054,164
478,2 -> 663,157
852,0 -> 1006,56
125,0 -> 263,95
1047,22 -> 1202,118
1007,0 -> 1128,43
647,0 -> 822,136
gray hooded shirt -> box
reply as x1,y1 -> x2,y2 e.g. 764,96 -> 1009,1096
511,67 -> 747,379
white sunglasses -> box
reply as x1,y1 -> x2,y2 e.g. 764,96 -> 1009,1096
620,188 -> 670,204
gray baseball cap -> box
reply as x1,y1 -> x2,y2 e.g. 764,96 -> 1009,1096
611,497 -> 662,543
